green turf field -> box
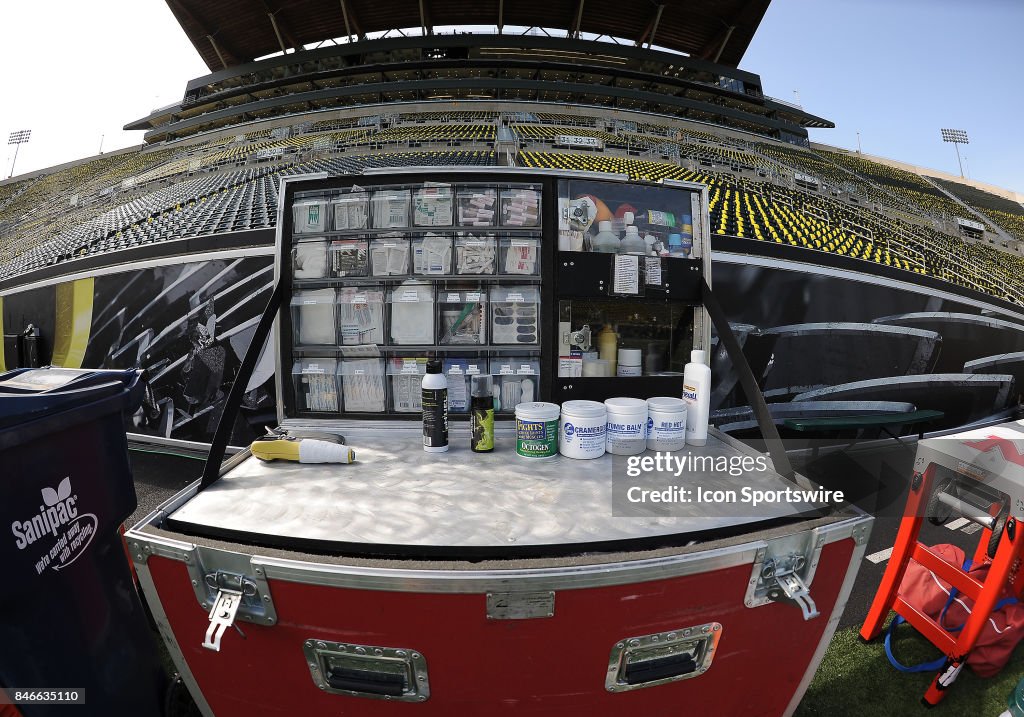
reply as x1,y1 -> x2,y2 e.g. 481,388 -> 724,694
796,619 -> 1024,716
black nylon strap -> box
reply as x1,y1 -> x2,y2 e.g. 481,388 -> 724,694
200,281 -> 283,490
701,278 -> 795,482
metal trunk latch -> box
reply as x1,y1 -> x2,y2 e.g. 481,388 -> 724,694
763,557 -> 819,620
202,572 -> 257,651
745,531 -> 824,621
183,547 -> 277,652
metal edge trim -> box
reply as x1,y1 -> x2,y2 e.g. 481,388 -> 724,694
125,501 -> 870,594
134,560 -> 216,717
127,433 -> 242,453
252,543 -> 756,592
782,513 -> 873,717
0,245 -> 275,298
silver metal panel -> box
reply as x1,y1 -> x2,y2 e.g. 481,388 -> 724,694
486,591 -> 555,619
167,427 -> 818,549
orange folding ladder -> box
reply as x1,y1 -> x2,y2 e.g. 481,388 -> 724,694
860,424 -> 1024,706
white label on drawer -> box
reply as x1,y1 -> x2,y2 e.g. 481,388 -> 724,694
613,255 -> 640,295
506,292 -> 525,302
446,292 -> 462,303
466,364 -> 481,374
448,365 -> 464,374
350,294 -> 367,304
498,365 -> 514,375
401,359 -> 422,373
399,290 -> 421,302
466,292 -> 481,302
645,257 -> 662,285
558,356 -> 583,377
518,364 -> 536,374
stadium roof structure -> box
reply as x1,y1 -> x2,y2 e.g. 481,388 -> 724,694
166,0 -> 771,71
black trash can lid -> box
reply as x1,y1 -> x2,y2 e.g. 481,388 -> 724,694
0,367 -> 143,430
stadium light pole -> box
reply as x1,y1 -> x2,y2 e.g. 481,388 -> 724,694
7,129 -> 31,179
940,128 -> 968,178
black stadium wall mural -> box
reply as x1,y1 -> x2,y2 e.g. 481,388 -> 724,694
2,250 -> 1020,443
1,256 -> 275,442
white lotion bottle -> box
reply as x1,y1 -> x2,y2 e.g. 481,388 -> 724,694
682,349 -> 711,446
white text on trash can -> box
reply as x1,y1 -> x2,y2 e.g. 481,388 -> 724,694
10,477 -> 98,574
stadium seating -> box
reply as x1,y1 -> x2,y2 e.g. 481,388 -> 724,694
511,125 -> 620,145
819,150 -> 988,227
371,124 -> 496,143
1,109 -> 1022,310
933,178 -> 1024,242
399,111 -> 497,123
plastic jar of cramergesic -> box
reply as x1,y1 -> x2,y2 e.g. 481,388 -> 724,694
559,400 -> 607,459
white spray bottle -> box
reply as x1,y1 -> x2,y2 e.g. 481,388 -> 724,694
682,349 -> 711,446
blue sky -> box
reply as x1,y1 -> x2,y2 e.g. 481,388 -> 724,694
744,0 -> 1024,192
1,0 -> 1021,195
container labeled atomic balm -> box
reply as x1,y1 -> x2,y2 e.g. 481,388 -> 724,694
515,402 -> 559,458
604,397 -> 648,456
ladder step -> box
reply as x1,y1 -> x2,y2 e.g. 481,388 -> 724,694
910,544 -> 985,602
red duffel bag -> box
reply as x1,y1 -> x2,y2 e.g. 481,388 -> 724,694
887,543 -> 1024,677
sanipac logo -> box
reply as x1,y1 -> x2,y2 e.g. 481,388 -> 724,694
10,477 -> 98,575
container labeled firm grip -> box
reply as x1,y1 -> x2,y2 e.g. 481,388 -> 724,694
515,402 -> 560,458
